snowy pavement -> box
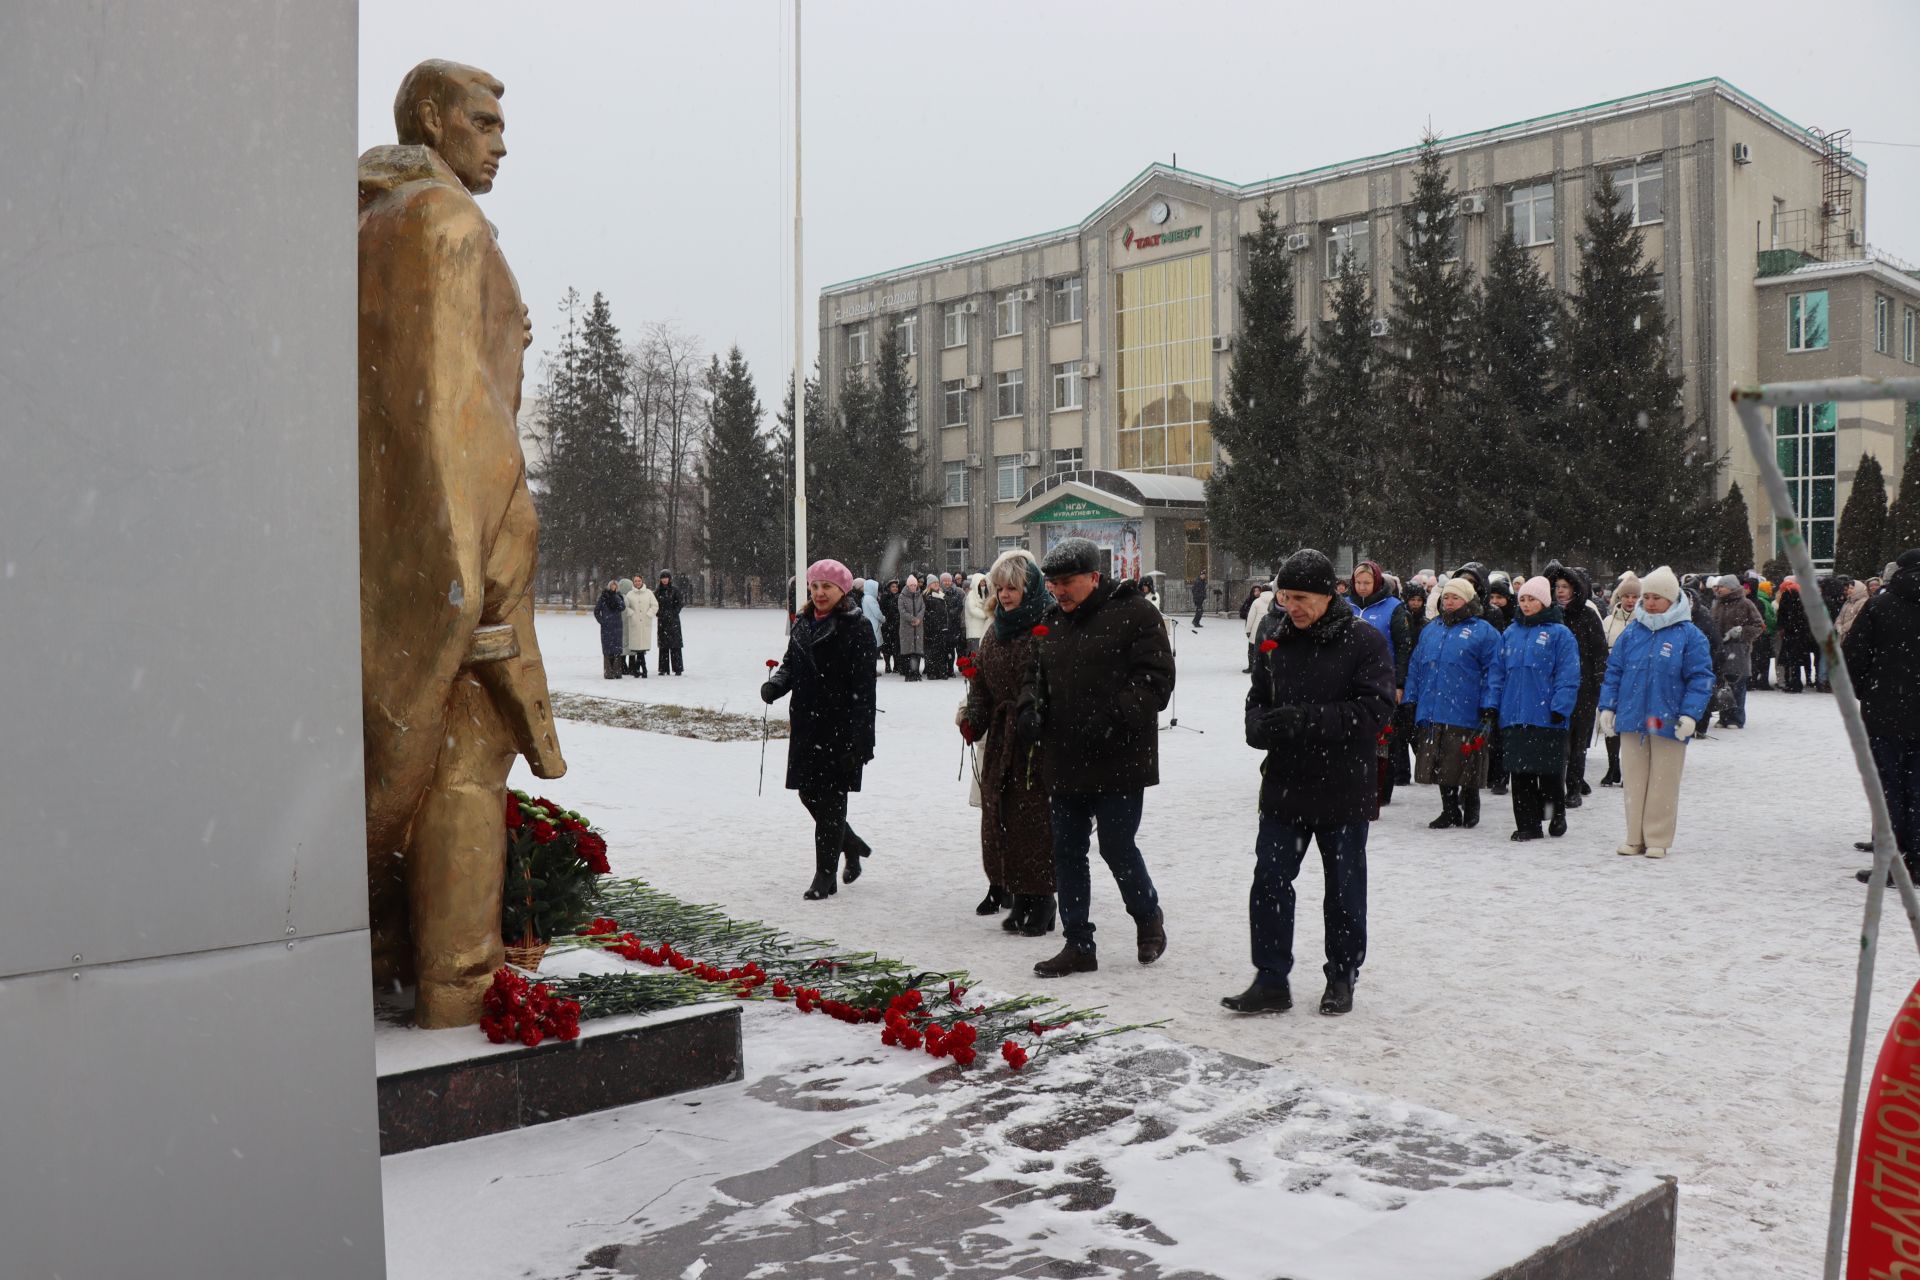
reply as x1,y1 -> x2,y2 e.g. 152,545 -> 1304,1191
496,606 -> 1888,1279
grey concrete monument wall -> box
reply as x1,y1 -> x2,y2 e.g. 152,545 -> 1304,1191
0,3 -> 384,1276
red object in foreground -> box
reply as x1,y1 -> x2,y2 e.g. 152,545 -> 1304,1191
766,659 -> 778,669
1001,1039 -> 1029,1071
1848,978 -> 1920,1276
1031,624 -> 1050,637
1259,638 -> 1278,653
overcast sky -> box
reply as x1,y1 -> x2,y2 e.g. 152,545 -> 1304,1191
360,0 -> 1919,409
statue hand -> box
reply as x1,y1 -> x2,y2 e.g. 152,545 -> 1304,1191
522,305 -> 533,349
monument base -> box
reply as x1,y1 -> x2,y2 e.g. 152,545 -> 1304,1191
374,997 -> 742,1155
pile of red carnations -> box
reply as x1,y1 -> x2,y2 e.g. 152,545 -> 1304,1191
577,918 -> 769,999
479,966 -> 581,1047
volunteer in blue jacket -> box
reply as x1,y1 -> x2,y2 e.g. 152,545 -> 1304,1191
1492,576 -> 1582,842
1598,565 -> 1716,859
1350,560 -> 1411,809
1403,576 -> 1502,830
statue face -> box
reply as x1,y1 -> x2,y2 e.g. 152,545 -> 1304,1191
426,81 -> 507,194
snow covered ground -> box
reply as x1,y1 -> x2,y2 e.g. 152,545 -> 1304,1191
508,605 -> 1891,1279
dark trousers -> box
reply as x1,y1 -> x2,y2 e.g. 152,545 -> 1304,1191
1871,737 -> 1920,856
1509,772 -> 1564,831
660,645 -> 684,675
1250,815 -> 1368,985
1605,733 -> 1621,777
798,788 -> 869,866
1389,702 -> 1416,785
601,653 -> 622,678
1721,675 -> 1748,727
1051,790 -> 1158,952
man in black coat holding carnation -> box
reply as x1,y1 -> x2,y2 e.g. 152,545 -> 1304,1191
1225,548 -> 1394,1017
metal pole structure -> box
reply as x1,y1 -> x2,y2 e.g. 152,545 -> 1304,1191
1729,374 -> 1920,1280
790,0 -> 808,605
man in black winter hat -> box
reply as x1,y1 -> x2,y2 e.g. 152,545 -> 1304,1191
1029,537 -> 1176,978
1225,548 -> 1394,1017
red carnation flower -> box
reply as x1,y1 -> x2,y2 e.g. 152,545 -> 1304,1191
576,831 -> 611,875
765,659 -> 778,669
951,1045 -> 977,1068
1000,1040 -> 1029,1071
1031,624 -> 1050,637
504,799 -> 523,829
531,820 -> 557,844
1259,638 -> 1279,653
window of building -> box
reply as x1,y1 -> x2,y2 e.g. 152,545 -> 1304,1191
1051,361 -> 1083,411
943,301 -> 969,348
1775,402 -> 1837,565
1114,252 -> 1216,478
846,323 -> 868,366
943,460 -> 970,507
945,538 -> 971,574
995,534 -> 1025,555
996,290 -> 1025,337
895,312 -> 917,357
1907,307 -> 1918,363
994,369 -> 1025,419
1052,447 -> 1083,474
1609,158 -> 1663,225
1876,295 -> 1892,355
942,378 -> 969,427
1325,219 -> 1370,276
902,388 -> 919,433
1503,182 -> 1554,247
1788,290 -> 1830,352
995,453 -> 1024,502
1050,275 -> 1084,325
1907,400 -> 1919,453
1407,207 -> 1462,262
1633,274 -> 1664,334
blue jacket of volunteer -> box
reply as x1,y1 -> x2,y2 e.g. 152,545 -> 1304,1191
1403,613 -> 1501,729
1599,594 -> 1716,741
1490,608 -> 1582,728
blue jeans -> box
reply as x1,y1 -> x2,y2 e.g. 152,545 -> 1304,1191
1051,791 -> 1159,952
1724,675 -> 1749,727
1251,816 -> 1369,985
1871,737 -> 1920,856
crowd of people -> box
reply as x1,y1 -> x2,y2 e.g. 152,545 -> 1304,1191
726,541 -> 1919,1019
593,571 -> 685,678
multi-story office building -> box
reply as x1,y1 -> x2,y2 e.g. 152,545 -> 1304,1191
819,77 -> 1917,583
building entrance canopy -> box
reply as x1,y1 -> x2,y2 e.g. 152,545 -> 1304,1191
1010,470 -> 1208,584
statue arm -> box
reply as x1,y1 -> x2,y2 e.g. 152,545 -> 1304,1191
473,475 -> 566,778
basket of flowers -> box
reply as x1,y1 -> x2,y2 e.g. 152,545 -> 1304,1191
501,791 -> 611,970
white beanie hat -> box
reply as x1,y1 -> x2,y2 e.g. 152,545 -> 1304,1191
1641,565 -> 1682,603
1440,576 -> 1478,605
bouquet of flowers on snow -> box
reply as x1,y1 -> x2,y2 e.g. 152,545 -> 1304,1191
501,790 -> 612,957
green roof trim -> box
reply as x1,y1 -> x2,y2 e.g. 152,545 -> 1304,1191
822,76 -> 1863,296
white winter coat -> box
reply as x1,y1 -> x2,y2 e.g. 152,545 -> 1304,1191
963,573 -> 993,643
1244,589 -> 1274,642
625,585 -> 659,651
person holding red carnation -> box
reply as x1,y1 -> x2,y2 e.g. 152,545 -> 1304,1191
1226,548 -> 1393,1018
762,559 -> 879,899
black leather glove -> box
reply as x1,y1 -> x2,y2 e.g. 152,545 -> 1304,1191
1549,710 -> 1566,726
1013,695 -> 1042,744
760,680 -> 781,704
1263,705 -> 1306,742
1478,709 -> 1499,737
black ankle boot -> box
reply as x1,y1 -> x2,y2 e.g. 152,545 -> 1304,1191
803,848 -> 839,900
1548,799 -> 1567,838
1461,788 -> 1481,828
976,884 -> 1009,916
1018,894 -> 1057,937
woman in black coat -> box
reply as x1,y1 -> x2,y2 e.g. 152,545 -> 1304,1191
655,571 -> 686,675
1775,579 -> 1814,691
878,580 -> 901,673
1544,562 -> 1608,805
593,580 -> 626,679
762,559 -> 879,900
923,584 -> 954,679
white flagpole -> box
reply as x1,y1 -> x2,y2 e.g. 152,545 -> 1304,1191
790,0 -> 808,603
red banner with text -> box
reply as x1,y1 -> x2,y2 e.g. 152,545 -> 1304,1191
1850,978 -> 1920,1278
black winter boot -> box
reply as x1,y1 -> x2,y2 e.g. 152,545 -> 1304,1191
976,884 -> 1010,915
803,846 -> 839,900
1461,788 -> 1482,828
1430,786 -> 1463,829
841,831 -> 872,885
1018,894 -> 1057,937
1548,790 -> 1568,839
1319,978 -> 1355,1016
1034,943 -> 1097,978
1135,908 -> 1167,964
1221,977 -> 1292,1014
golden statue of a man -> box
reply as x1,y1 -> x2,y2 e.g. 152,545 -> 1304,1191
359,60 -> 566,1028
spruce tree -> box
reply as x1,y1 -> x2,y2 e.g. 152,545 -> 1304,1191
1834,453 -> 1890,579
697,347 -> 778,605
867,332 -> 936,572
1205,204 -> 1313,569
1889,420 -> 1920,558
1380,134 -> 1474,568
1467,228 -> 1562,567
1715,482 -> 1755,575
1306,251 -> 1378,558
1561,175 -> 1720,571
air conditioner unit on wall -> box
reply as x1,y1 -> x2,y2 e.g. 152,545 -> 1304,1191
1079,360 -> 1100,378
965,453 -> 983,469
1732,142 -> 1752,165
1021,450 -> 1042,467
1456,194 -> 1487,216
963,374 -> 982,390
959,300 -> 979,315
1211,335 -> 1234,353
1285,232 -> 1312,252
1015,288 -> 1036,303
1368,317 -> 1391,338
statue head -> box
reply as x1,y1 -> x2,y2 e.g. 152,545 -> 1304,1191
393,60 -> 507,194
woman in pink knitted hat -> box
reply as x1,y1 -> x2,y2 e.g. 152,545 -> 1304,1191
761,559 -> 880,899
